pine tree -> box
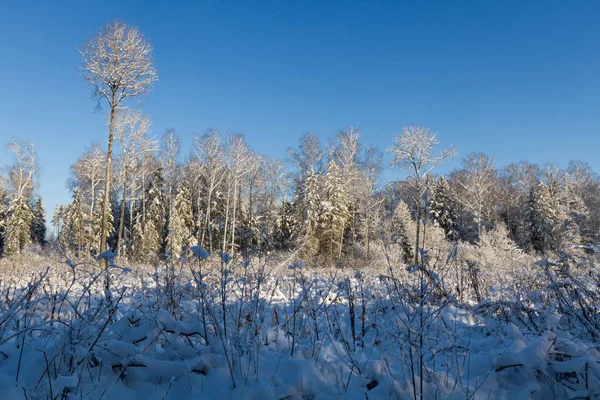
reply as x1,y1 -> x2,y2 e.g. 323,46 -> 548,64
274,201 -> 296,250
133,168 -> 166,262
62,189 -> 87,256
30,196 -> 46,246
166,185 -> 193,259
239,207 -> 261,252
429,176 -> 459,241
320,160 -> 350,260
297,171 -> 322,258
527,181 -> 566,253
563,184 -> 589,246
4,195 -> 34,256
392,200 -> 416,263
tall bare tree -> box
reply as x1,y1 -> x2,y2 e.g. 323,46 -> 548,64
161,129 -> 181,213
80,20 -> 158,257
69,143 -> 106,252
223,134 -> 254,254
193,130 -> 227,251
452,152 -> 497,239
288,132 -> 324,176
388,126 -> 456,264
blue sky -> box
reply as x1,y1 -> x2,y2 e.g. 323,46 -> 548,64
1,0 -> 599,225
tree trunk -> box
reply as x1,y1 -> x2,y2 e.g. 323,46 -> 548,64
230,177 -> 238,255
414,192 -> 422,265
98,91 -> 117,262
116,167 -> 128,260
88,184 -> 97,255
203,180 -> 214,252
222,176 -> 231,253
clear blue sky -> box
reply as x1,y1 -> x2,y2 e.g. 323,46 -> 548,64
1,0 -> 599,226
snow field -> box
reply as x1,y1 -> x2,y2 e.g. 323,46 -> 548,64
0,249 -> 598,399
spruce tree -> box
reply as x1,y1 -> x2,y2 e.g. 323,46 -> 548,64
392,200 -> 415,263
62,189 -> 87,256
429,176 -> 459,241
528,182 -> 555,253
166,185 -> 193,259
563,186 -> 589,246
4,195 -> 34,256
320,160 -> 350,260
133,168 -> 166,262
30,196 -> 46,246
275,201 -> 296,250
297,171 -> 322,258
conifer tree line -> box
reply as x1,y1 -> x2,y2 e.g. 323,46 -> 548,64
0,139 -> 46,257
2,126 -> 600,263
2,18 -> 599,263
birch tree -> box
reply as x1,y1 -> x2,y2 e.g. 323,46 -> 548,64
452,152 -> 497,239
30,196 -> 46,246
4,139 -> 38,256
288,132 -> 324,176
0,182 -> 8,255
114,109 -> 152,257
193,130 -> 226,251
161,129 -> 181,214
223,134 -> 254,254
388,126 -> 456,264
69,143 -> 106,252
80,20 -> 158,257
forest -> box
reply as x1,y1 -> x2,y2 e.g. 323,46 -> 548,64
0,20 -> 599,400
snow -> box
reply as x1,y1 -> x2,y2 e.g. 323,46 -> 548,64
0,254 -> 598,399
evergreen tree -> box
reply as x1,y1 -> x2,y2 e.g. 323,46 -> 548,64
527,182 -> 560,253
62,189 -> 87,256
563,185 -> 589,246
274,201 -> 296,250
239,207 -> 261,252
166,185 -> 193,259
545,174 -> 569,250
4,195 -> 34,256
133,168 -> 166,262
297,171 -> 322,258
320,160 -> 350,260
30,196 -> 46,246
429,176 -> 459,241
392,200 -> 415,263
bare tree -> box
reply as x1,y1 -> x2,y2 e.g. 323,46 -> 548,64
357,145 -> 383,259
69,143 -> 106,252
6,138 -> 38,200
80,20 -> 158,257
288,133 -> 324,176
161,129 -> 181,213
330,127 -> 363,254
452,152 -> 497,239
114,109 -> 152,258
388,126 -> 456,264
223,134 -> 254,254
193,130 -> 227,251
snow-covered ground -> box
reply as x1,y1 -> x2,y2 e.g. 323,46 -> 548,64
0,249 -> 598,399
